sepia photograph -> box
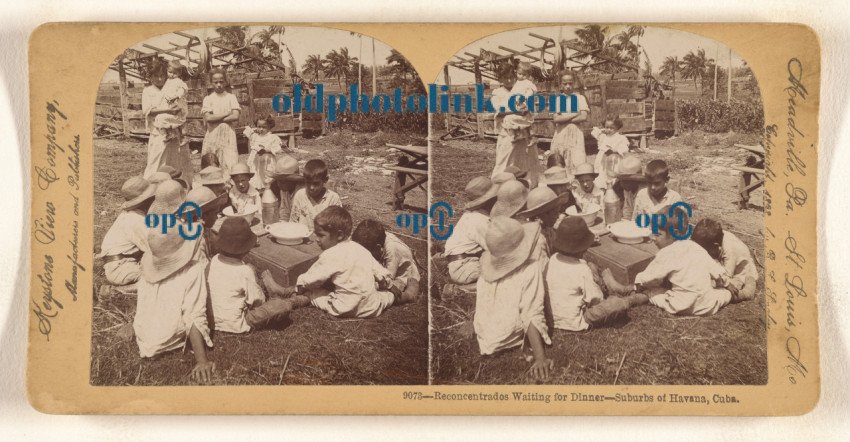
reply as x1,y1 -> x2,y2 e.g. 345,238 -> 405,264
430,25 -> 768,385
90,25 -> 429,386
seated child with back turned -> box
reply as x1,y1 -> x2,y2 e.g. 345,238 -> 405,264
97,176 -> 156,286
290,159 -> 342,231
442,176 -> 500,285
352,219 -> 420,304
269,206 -> 396,319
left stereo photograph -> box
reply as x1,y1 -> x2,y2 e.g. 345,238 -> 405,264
90,25 -> 429,386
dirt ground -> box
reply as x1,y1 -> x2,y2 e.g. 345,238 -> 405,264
91,129 -> 428,386
431,129 -> 768,385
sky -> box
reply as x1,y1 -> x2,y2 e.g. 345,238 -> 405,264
436,25 -> 747,85
99,25 -> 396,83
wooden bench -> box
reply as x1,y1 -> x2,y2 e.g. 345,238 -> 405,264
384,144 -> 428,210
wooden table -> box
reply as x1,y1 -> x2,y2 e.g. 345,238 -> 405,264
242,235 -> 322,287
584,234 -> 658,285
732,143 -> 765,209
384,143 -> 428,210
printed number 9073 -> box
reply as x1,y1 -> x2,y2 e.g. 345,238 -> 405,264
403,391 -> 424,400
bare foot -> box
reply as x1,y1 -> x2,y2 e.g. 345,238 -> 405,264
261,270 -> 286,297
458,321 -> 475,339
115,323 -> 135,342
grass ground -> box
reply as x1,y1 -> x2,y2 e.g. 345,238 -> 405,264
91,129 -> 428,386
431,129 -> 768,385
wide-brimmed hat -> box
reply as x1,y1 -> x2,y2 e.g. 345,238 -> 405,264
148,171 -> 172,185
503,165 -> 528,179
158,165 -> 182,180
516,185 -> 570,219
574,163 -> 598,178
185,186 -> 218,210
120,176 -> 157,210
196,166 -> 228,185
216,217 -> 258,255
481,216 -> 540,282
490,180 -> 528,218
273,155 -> 305,182
229,162 -> 254,178
141,225 -> 201,283
491,171 -> 516,186
147,179 -> 185,216
465,176 -> 499,210
541,166 -> 571,185
616,155 -> 646,182
553,216 -> 595,254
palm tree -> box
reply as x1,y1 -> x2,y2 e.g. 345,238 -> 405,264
660,56 -> 681,81
386,49 -> 414,81
302,54 -> 324,82
612,25 -> 644,65
681,49 -> 713,93
323,47 -> 358,88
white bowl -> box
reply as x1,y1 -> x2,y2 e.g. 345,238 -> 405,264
566,203 -> 601,226
607,220 -> 651,244
222,205 -> 258,224
265,221 -> 311,245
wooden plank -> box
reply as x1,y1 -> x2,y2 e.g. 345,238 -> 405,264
606,102 -> 644,115
604,87 -> 645,100
654,120 -> 676,131
620,116 -> 650,133
387,144 -> 428,157
654,109 -> 676,120
730,165 -> 765,175
654,99 -> 675,110
384,165 -> 428,176
735,143 -> 765,155
249,79 -> 290,98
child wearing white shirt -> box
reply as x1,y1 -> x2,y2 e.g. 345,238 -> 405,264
691,218 -> 759,303
290,159 -> 342,231
352,219 -> 421,304
243,115 -> 285,191
443,176 -> 500,285
154,60 -> 189,144
632,159 -> 682,218
591,115 -> 631,189
227,162 -> 261,215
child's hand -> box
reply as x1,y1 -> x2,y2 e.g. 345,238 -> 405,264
530,358 -> 554,381
191,361 -> 216,384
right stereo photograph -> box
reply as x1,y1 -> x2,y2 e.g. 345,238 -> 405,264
430,25 -> 767,386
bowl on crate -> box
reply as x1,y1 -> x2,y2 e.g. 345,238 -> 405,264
222,205 -> 258,225
607,220 -> 651,244
265,221 -> 311,246
566,203 -> 601,227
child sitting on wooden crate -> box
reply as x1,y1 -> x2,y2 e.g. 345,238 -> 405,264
474,216 -> 553,381
269,206 -> 396,319
691,218 -> 759,304
97,176 -> 156,286
603,205 -> 735,316
352,219 -> 421,304
290,159 -> 342,232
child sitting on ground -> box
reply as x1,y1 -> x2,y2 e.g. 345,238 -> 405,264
547,217 -> 641,331
153,60 -> 189,145
290,159 -> 342,231
443,176 -> 500,286
517,185 -> 571,256
97,176 -> 156,286
228,162 -> 261,215
134,179 -> 215,383
474,216 -> 553,381
591,115 -> 630,189
603,205 -> 735,316
208,217 -> 309,333
691,218 -> 759,304
352,219 -> 421,304
632,159 -> 682,218
269,206 -> 396,318
243,115 -> 285,191
572,163 -> 604,212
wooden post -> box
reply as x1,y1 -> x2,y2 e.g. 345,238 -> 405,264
117,55 -> 130,137
473,61 -> 484,139
443,65 -> 452,132
371,38 -> 377,95
713,44 -> 719,101
672,56 -> 678,135
727,48 -> 732,103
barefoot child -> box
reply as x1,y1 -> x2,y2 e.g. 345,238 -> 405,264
290,159 -> 342,231
275,206 -> 396,318
97,176 -> 156,286
547,217 -> 640,331
207,217 -> 309,333
474,216 -> 553,380
443,176 -> 500,285
352,219 -> 421,304
228,162 -> 261,214
632,159 -> 682,218
134,180 -> 215,382
243,115 -> 285,191
691,218 -> 759,303
591,115 -> 630,189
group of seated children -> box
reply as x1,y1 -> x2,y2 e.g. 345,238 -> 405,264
444,156 -> 758,380
99,148 -> 419,383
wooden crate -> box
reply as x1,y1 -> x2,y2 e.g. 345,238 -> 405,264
242,236 -> 322,287
584,235 -> 657,285
654,99 -> 675,111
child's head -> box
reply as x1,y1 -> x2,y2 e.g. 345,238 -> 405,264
229,162 -> 254,195
201,153 -> 221,169
303,159 -> 329,200
553,216 -> 595,258
644,159 -> 671,200
541,166 -> 572,197
254,114 -> 276,135
313,206 -> 352,251
560,71 -> 578,92
652,204 -> 690,249
546,152 -> 566,168
351,219 -> 386,262
496,65 -> 517,90
517,186 -> 568,228
210,69 -> 229,93
167,60 -> 184,79
517,62 -> 533,80
602,114 -> 624,135
464,176 -> 499,212
216,217 -> 257,260
119,176 -> 157,213
691,218 -> 724,260
574,163 -> 598,194
148,61 -> 168,89
197,166 -> 228,196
